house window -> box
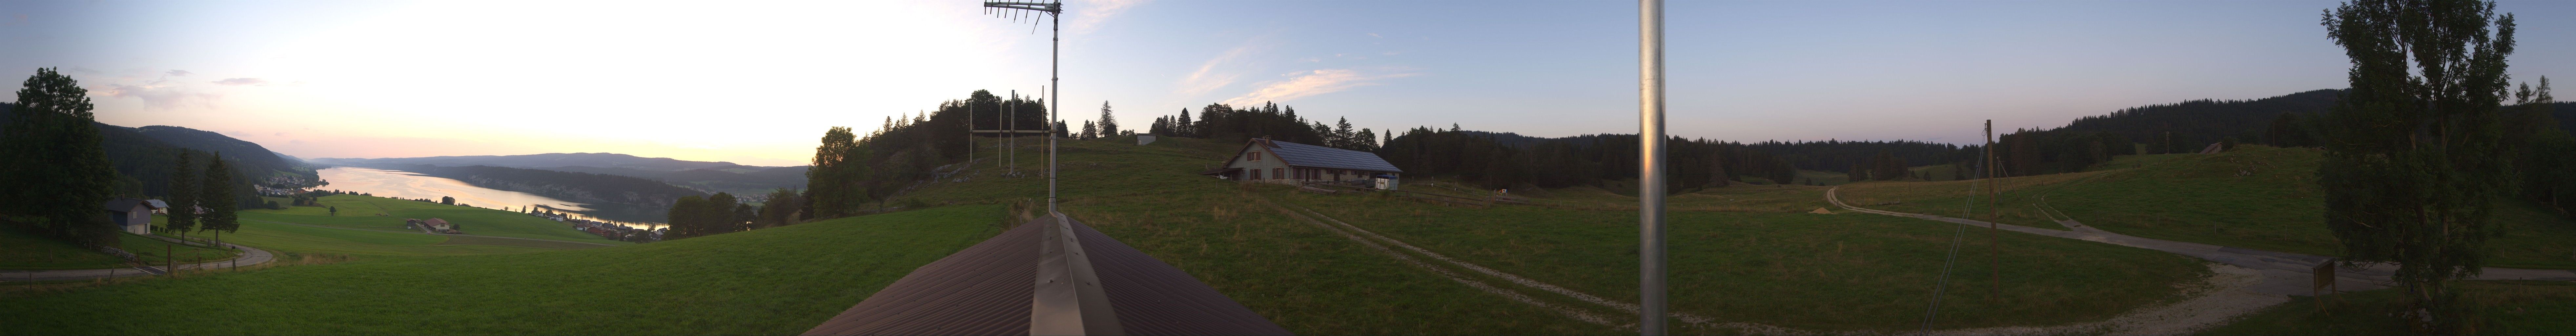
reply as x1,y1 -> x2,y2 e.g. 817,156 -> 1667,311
1252,169 -> 1262,180
1274,168 -> 1284,180
1249,151 -> 1261,161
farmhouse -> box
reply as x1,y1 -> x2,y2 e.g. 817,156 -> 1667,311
100,198 -> 164,235
1199,137 -> 1401,189
406,218 -> 457,233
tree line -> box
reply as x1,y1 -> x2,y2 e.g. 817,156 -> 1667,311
1144,102 -> 1384,152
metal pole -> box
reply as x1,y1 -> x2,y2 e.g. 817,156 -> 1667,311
1010,90 -> 1017,175
1049,9 -> 1060,215
1637,0 -> 1667,334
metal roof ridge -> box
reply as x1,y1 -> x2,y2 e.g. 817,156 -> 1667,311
1030,212 -> 1123,335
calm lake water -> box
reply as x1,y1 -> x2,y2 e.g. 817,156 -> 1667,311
314,167 -> 666,229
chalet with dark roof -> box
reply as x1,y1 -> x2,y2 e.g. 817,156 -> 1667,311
101,198 -> 163,235
1200,138 -> 1401,188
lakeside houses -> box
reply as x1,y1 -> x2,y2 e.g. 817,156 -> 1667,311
255,185 -> 300,196
535,212 -> 663,242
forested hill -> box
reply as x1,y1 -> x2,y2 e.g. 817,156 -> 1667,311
123,125 -> 301,176
2053,89 -> 2343,147
312,153 -> 808,197
309,152 -> 770,172
0,103 -> 312,206
356,163 -> 707,208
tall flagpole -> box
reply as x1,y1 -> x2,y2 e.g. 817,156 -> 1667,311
1637,0 -> 1668,334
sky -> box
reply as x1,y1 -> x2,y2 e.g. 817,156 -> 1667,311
2,0 -> 2568,167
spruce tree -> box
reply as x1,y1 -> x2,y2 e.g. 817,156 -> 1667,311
1,68 -> 119,246
1097,101 -> 1118,137
167,151 -> 199,243
199,153 -> 239,246
2319,0 -> 2517,329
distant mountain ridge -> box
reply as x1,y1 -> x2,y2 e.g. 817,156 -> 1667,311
309,152 -> 771,172
310,152 -> 809,197
0,102 -> 312,205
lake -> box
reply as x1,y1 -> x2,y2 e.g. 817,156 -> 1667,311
314,167 -> 667,229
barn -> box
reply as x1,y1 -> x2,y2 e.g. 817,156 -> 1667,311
1199,137 -> 1401,189
101,198 -> 162,235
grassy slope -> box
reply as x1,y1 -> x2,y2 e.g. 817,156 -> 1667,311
0,228 -> 237,270
924,137 -> 2204,333
916,137 -> 1610,334
0,205 -> 1007,335
1278,183 -> 2206,332
1837,145 -> 2576,269
2201,280 -> 2576,335
242,195 -> 628,245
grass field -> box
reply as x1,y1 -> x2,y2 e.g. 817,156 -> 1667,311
2201,280 -> 2576,335
242,195 -> 627,245
1834,145 -> 2576,269
1275,187 -> 2208,332
0,205 -> 1008,335
897,136 -> 2225,333
0,228 -> 239,270
912,136 -> 1612,333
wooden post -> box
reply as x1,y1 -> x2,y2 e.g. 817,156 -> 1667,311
166,238 -> 174,277
1986,120 -> 2001,301
2313,261 -> 2337,315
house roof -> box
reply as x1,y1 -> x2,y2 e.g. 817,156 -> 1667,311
1246,139 -> 1402,173
101,198 -> 148,211
425,218 -> 450,226
143,200 -> 169,209
801,217 -> 1289,336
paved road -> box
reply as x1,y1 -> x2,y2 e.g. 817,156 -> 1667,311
0,235 -> 276,282
1825,187 -> 2576,296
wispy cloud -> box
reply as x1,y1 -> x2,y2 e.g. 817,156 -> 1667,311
96,83 -> 224,110
166,70 -> 193,76
212,78 -> 269,86
1068,0 -> 1141,35
1177,42 -> 1261,95
1221,69 -> 1418,106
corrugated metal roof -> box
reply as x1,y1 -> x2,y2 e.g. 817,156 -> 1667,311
1258,139 -> 1402,173
802,217 -> 1290,336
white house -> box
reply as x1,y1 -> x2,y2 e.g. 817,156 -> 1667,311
1199,137 -> 1402,189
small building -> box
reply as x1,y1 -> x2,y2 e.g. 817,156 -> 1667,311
101,198 -> 164,235
144,200 -> 170,215
1137,134 -> 1157,145
423,218 -> 453,231
1199,137 -> 1402,189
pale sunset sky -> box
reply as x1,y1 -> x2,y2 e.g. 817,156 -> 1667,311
3,0 -> 2568,166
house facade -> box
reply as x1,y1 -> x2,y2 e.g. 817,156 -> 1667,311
1199,138 -> 1402,189
101,198 -> 162,235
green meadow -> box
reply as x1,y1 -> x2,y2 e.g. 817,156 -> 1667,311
0,229 -> 237,270
1836,145 -> 2576,269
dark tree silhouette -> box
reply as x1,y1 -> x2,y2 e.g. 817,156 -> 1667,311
2319,0 -> 2517,329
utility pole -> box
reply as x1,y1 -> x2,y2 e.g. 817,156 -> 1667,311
1010,90 -> 1017,175
1637,0 -> 1668,334
1985,120 -> 2000,301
